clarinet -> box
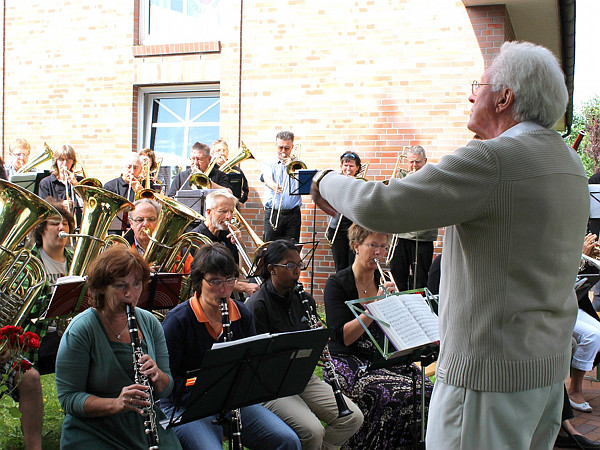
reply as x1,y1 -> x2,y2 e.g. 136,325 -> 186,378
126,304 -> 160,450
295,283 -> 353,418
219,298 -> 243,450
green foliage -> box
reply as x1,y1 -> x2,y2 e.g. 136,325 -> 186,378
569,95 -> 600,177
0,373 -> 62,450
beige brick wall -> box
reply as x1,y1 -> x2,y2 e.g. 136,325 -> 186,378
1,0 -> 510,300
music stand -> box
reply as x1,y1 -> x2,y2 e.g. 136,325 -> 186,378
137,272 -> 184,311
590,185 -> 600,219
43,277 -> 92,319
10,171 -> 50,196
175,189 -> 213,217
346,290 -> 439,449
163,328 -> 331,429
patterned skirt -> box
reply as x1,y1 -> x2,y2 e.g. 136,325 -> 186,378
326,353 -> 433,450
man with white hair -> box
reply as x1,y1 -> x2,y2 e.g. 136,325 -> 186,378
192,190 -> 259,297
312,41 -> 589,448
104,152 -> 144,202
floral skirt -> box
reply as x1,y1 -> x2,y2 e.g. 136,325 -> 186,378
326,353 -> 433,450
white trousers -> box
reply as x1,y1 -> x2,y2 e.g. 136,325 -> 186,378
425,380 -> 563,450
572,309 -> 600,371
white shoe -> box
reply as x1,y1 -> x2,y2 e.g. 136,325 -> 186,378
570,399 -> 593,413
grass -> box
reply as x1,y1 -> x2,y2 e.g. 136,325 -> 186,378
0,373 -> 62,450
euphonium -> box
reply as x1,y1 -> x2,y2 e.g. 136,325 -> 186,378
17,142 -> 53,173
219,141 -> 255,174
68,185 -> 134,276
0,180 -> 61,352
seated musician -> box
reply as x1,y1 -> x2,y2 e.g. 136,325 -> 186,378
160,243 -> 300,450
38,144 -> 84,214
125,198 -> 193,273
323,224 -> 433,449
246,239 -> 363,450
167,142 -> 232,197
55,246 -> 182,449
191,190 -> 259,297
5,137 -> 34,180
103,152 -> 144,202
25,202 -> 75,373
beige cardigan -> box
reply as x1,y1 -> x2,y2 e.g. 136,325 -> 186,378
320,128 -> 588,392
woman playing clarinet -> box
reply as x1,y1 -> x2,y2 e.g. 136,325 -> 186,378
246,239 -> 363,450
323,224 -> 433,449
55,245 -> 182,449
160,243 -> 300,450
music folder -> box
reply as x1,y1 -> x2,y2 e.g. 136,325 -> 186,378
10,171 -> 50,196
163,328 -> 331,428
137,272 -> 183,311
44,276 -> 92,319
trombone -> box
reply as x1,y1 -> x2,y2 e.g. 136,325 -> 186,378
374,257 -> 398,295
224,218 -> 262,286
325,165 -> 369,246
269,144 -> 307,230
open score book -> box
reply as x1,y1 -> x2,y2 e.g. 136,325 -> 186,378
366,293 -> 439,353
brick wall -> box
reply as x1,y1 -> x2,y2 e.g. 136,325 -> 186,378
1,0 -> 511,301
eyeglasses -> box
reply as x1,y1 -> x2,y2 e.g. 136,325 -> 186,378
11,152 -> 29,158
471,80 -> 492,95
204,277 -> 237,287
277,145 -> 293,151
273,262 -> 307,270
214,209 -> 234,215
341,152 -> 358,160
364,242 -> 389,251
131,217 -> 158,224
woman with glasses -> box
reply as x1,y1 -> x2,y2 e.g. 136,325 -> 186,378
327,151 -> 363,272
323,224 -> 433,449
160,243 -> 300,450
55,245 -> 183,449
246,239 -> 363,450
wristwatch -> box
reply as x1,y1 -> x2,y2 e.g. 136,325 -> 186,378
313,169 -> 334,189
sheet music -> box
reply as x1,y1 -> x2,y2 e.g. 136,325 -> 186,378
366,294 -> 439,351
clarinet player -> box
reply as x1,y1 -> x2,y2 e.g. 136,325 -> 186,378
55,246 -> 182,449
160,243 -> 301,450
246,239 -> 363,450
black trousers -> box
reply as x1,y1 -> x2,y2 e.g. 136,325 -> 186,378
263,206 -> 301,243
389,238 -> 434,291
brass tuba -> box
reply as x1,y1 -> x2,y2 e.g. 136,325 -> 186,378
219,141 -> 255,174
139,191 -> 207,271
67,185 -> 134,276
17,142 -> 53,173
0,180 -> 61,351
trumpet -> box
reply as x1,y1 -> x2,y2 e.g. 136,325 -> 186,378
374,258 -> 399,295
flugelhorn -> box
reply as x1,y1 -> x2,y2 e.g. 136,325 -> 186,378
219,141 -> 255,174
17,142 -> 53,173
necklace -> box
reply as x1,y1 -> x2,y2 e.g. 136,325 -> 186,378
355,278 -> 369,295
102,310 -> 128,340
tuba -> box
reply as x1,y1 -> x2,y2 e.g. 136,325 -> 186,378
219,142 -> 255,174
139,191 -> 207,271
67,185 -> 134,276
17,142 -> 53,173
0,180 -> 61,352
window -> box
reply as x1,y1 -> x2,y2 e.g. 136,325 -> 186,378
140,0 -> 223,45
141,86 -> 220,169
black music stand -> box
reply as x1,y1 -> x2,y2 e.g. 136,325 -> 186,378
163,328 -> 331,429
10,171 -> 50,196
175,189 -> 213,217
137,272 -> 184,311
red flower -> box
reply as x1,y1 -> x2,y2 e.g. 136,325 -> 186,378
26,338 -> 40,350
19,331 -> 40,347
11,358 -> 32,372
0,325 -> 23,337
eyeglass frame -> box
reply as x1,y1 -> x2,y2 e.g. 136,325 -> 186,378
363,242 -> 390,252
272,262 -> 307,271
471,80 -> 493,96
203,277 -> 238,287
130,217 -> 158,224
